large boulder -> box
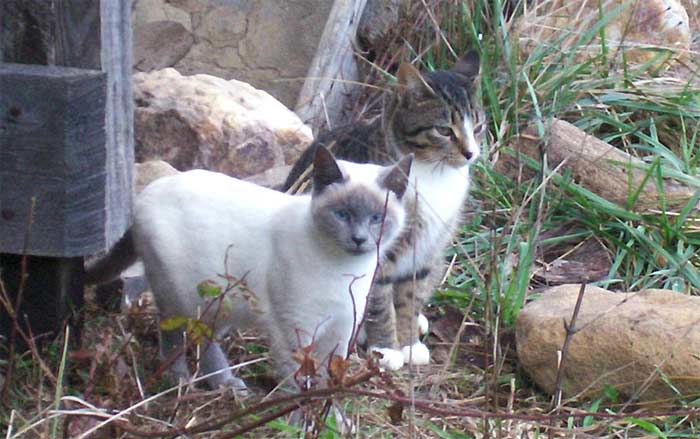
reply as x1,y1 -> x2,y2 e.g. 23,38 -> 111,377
131,0 -> 334,109
133,68 -> 313,178
516,284 -> 700,403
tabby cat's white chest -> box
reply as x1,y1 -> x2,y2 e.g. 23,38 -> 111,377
409,161 -> 470,226
393,161 -> 471,274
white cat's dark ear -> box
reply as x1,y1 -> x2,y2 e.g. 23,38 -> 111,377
397,63 -> 435,97
313,145 -> 344,193
382,154 -> 413,199
452,50 -> 481,82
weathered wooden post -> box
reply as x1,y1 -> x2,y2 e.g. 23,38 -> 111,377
295,0 -> 368,132
0,1 -> 133,345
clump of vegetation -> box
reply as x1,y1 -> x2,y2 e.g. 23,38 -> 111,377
2,0 -> 700,437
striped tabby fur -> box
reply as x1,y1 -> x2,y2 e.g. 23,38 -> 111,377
282,51 -> 485,369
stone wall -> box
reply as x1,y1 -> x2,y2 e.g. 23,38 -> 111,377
132,0 -> 334,109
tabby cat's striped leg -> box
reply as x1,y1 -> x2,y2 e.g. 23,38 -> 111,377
394,269 -> 434,366
364,280 -> 404,370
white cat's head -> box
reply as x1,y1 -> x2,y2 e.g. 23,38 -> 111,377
311,146 -> 411,256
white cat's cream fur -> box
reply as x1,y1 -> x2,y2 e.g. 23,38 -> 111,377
122,152 -> 411,390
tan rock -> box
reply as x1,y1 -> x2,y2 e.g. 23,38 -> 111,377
516,284 -> 700,402
517,0 -> 691,68
133,68 -> 312,178
135,160 -> 179,194
244,165 -> 293,190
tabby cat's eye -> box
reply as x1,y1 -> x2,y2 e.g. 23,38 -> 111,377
435,126 -> 454,137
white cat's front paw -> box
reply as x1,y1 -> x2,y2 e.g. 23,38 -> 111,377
355,326 -> 367,347
369,346 -> 404,371
402,342 -> 430,366
417,313 -> 429,335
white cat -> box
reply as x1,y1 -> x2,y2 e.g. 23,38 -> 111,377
86,147 -> 412,392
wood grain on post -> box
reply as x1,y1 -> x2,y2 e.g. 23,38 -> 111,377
295,0 -> 368,132
0,0 -> 133,256
0,63 -> 106,256
0,0 -> 133,344
498,118 -> 697,210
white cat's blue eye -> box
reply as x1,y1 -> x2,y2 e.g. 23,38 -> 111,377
370,212 -> 384,224
335,210 -> 349,221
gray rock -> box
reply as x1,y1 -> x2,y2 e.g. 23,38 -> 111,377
133,0 -> 192,31
132,0 -> 334,108
134,21 -> 194,71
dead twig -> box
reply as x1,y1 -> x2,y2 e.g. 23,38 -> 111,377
550,282 -> 587,412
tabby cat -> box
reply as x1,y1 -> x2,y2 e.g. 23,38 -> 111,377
282,51 -> 485,369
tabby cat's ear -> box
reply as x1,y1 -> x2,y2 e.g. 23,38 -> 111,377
381,154 -> 414,199
452,50 -> 481,82
397,63 -> 434,97
313,145 -> 344,193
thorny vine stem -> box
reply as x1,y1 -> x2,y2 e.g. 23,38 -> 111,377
348,188 -> 391,352
551,282 -> 587,412
1,197 -> 36,405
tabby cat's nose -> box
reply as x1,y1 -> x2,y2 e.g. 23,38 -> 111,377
463,149 -> 473,160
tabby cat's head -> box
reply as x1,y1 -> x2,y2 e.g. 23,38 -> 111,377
311,146 -> 412,256
386,50 -> 485,167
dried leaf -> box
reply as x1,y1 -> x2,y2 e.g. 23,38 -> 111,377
292,344 -> 318,390
387,401 -> 403,424
328,355 -> 350,386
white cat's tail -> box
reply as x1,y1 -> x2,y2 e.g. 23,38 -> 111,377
84,229 -> 138,284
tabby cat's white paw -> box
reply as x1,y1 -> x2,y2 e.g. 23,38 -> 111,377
332,406 -> 356,435
402,342 -> 430,366
417,313 -> 429,335
369,346 -> 405,371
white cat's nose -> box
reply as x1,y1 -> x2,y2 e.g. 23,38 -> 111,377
352,235 -> 367,246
